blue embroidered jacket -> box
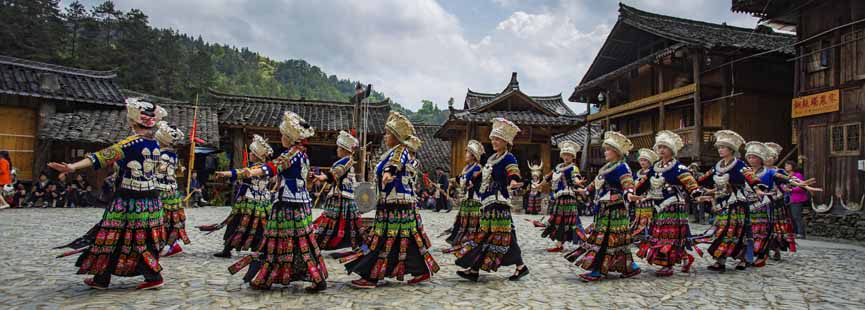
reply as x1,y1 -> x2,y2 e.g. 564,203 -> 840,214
262,146 -> 310,203
87,135 -> 161,194
375,145 -> 414,204
478,152 -> 520,207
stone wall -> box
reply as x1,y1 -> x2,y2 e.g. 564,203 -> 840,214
804,209 -> 865,241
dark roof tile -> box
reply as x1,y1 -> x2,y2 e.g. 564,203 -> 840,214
413,124 -> 451,174
205,89 -> 390,135
619,3 -> 795,54
39,104 -> 220,147
0,55 -> 124,106
551,122 -> 603,146
448,110 -> 582,126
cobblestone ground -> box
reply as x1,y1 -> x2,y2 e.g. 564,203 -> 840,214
1,207 -> 864,309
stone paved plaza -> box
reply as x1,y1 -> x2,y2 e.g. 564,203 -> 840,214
1,207 -> 864,309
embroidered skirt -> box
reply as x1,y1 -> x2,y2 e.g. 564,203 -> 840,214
314,196 -> 365,250
221,198 -> 271,252
75,196 -> 164,277
161,191 -> 189,246
636,198 -> 691,267
526,192 -> 542,214
454,203 -> 524,272
750,199 -> 772,258
445,199 -> 482,246
769,198 -> 796,252
228,201 -> 327,289
630,199 -> 654,240
341,202 -> 439,281
565,201 -> 635,275
542,196 -> 584,243
705,200 -> 749,259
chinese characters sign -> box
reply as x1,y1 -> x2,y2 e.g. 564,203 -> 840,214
792,89 -> 840,118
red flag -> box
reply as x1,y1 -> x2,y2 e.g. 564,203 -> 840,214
242,149 -> 249,167
186,96 -> 199,200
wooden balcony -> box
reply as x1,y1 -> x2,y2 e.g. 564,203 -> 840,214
627,132 -> 655,150
584,126 -> 724,168
672,126 -> 722,160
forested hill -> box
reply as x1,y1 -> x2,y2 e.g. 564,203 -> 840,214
0,0 -> 448,123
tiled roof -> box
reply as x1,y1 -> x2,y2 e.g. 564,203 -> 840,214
39,104 -> 220,147
618,3 -> 795,54
122,89 -> 188,105
0,55 -> 124,106
205,89 -> 390,134
464,73 -> 576,116
731,0 -> 802,21
413,124 -> 451,174
448,110 -> 582,126
550,122 -> 603,146
571,4 -> 795,101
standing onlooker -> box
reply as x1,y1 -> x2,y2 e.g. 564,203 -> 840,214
687,163 -> 708,224
434,167 -> 450,212
785,160 -> 808,239
0,150 -> 11,209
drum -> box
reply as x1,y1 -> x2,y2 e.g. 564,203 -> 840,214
354,181 -> 377,214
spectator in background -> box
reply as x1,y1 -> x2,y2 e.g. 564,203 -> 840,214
190,171 -> 207,207
434,167 -> 450,212
25,173 -> 50,208
687,163 -> 708,224
785,160 -> 808,239
55,173 -> 69,208
70,174 -> 95,207
99,169 -> 118,207
0,150 -> 11,209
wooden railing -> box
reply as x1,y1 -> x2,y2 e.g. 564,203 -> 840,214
627,132 -> 655,150
587,83 -> 696,122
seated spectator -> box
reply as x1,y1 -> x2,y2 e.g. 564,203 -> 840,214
13,183 -> 26,208
70,174 -> 96,207
25,173 -> 50,208
190,171 -> 208,207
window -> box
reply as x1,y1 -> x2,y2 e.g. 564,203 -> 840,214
70,148 -> 86,160
805,41 -> 831,73
626,118 -> 640,135
830,123 -> 861,156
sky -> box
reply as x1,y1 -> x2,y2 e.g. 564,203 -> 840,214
64,0 -> 763,112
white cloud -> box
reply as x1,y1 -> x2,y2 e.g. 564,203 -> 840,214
65,0 -> 758,114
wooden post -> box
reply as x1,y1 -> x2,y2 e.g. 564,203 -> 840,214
581,119 -> 591,172
692,50 -> 703,161
541,143 -> 551,175
32,102 -> 55,179
721,64 -> 730,129
231,128 -> 244,169
658,65 -> 666,130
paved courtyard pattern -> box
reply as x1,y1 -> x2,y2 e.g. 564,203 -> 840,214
1,207 -> 864,309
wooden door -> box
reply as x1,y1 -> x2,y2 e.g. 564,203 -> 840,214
803,124 -> 828,203
0,106 -> 36,181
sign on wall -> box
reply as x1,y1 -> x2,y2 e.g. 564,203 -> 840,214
792,89 -> 840,118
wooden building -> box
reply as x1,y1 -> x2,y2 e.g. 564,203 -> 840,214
436,72 -> 583,177
733,0 -> 865,208
412,124 -> 452,176
204,89 -> 391,171
38,102 -> 220,188
571,4 -> 795,167
0,55 -> 125,181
